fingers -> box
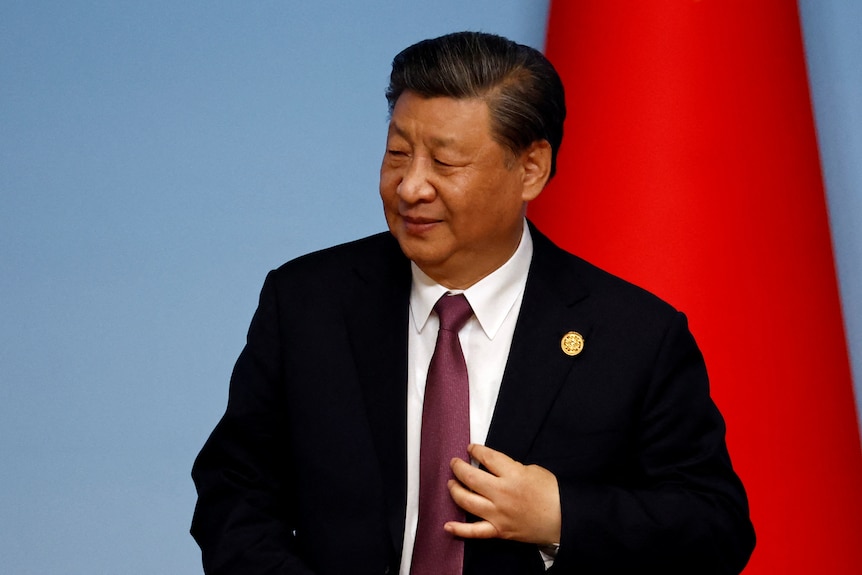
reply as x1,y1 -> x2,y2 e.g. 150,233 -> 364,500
446,444 -> 562,546
449,444 -> 520,498
466,443 -> 516,476
450,453 -> 497,496
444,519 -> 498,539
447,475 -> 494,522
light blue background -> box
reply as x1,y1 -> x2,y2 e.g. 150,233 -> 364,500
1,2 -> 858,573
799,0 -> 862,417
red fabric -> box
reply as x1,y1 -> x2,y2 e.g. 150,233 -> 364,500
532,1 -> 862,572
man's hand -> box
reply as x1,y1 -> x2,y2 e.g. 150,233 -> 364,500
444,443 -> 561,546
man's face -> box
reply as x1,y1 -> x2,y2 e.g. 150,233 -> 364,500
380,91 -> 547,289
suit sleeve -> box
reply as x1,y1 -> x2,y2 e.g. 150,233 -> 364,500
190,271 -> 317,575
549,312 -> 755,575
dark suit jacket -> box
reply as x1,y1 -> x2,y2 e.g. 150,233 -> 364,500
191,224 -> 754,574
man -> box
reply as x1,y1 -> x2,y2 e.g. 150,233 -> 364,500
191,32 -> 755,574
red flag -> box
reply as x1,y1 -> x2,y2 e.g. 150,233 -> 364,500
532,1 -> 862,573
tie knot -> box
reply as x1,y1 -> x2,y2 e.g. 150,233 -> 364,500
434,293 -> 473,333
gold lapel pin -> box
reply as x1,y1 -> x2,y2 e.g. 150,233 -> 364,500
561,331 -> 585,357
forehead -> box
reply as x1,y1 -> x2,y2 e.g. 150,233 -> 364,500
388,92 -> 493,144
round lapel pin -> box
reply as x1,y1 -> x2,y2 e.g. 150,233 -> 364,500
561,331 -> 585,356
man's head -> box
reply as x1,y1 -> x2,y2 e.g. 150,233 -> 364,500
385,31 -> 565,179
380,32 -> 566,289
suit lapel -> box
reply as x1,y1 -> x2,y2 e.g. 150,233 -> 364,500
343,235 -> 412,558
339,229 -> 594,559
485,228 -> 592,463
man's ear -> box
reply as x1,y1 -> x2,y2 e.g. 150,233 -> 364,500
520,140 -> 553,202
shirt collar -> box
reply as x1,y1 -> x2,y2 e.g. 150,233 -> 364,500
410,220 -> 533,339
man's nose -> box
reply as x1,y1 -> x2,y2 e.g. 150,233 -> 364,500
397,158 -> 435,203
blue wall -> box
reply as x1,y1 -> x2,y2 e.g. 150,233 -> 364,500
799,0 -> 862,420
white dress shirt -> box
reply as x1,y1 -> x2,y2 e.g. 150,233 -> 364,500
399,221 -> 534,574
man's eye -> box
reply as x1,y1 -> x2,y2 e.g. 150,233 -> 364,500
434,158 -> 454,167
387,149 -> 408,157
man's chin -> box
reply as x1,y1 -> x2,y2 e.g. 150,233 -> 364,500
394,238 -> 445,271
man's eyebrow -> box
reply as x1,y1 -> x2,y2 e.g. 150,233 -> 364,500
388,121 -> 457,148
388,122 -> 408,140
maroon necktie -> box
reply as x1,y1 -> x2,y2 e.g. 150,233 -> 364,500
410,293 -> 473,575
